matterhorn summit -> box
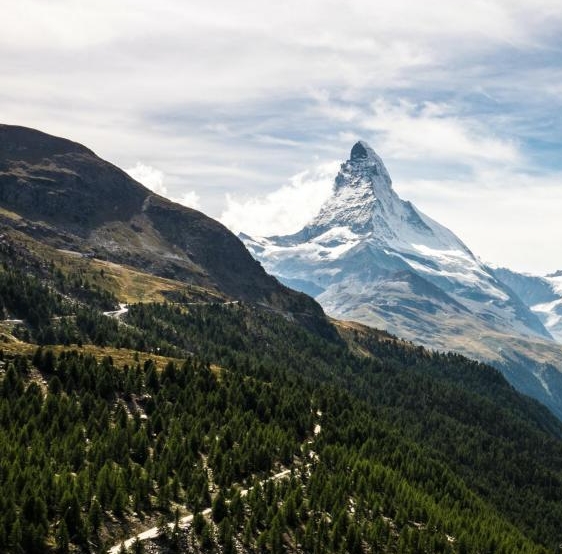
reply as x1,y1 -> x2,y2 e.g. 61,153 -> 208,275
298,141 -> 473,254
242,142 -> 562,419
306,140 -> 395,236
244,141 -> 525,321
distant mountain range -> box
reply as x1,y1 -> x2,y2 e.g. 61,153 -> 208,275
242,141 -> 562,418
491,266 -> 562,342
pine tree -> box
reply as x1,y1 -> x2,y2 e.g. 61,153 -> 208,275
212,490 -> 228,523
88,498 -> 102,535
56,520 -> 70,553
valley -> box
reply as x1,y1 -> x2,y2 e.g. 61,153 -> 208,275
1,125 -> 562,553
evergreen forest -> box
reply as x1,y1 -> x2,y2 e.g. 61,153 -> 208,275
2,231 -> 562,553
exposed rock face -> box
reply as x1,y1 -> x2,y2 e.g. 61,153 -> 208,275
0,124 -> 147,233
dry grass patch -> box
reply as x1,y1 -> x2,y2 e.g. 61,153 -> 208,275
0,341 -> 184,367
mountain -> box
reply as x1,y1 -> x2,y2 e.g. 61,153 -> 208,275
0,124 -> 328,331
3,126 -> 562,553
242,141 -> 562,419
492,266 -> 562,342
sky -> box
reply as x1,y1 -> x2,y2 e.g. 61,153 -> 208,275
1,0 -> 562,274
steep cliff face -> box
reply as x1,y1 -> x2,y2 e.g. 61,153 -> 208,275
0,124 -> 328,328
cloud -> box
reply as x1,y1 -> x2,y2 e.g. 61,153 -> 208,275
5,0 -> 560,121
220,162 -> 339,236
312,98 -> 521,166
125,162 -> 167,194
125,162 -> 201,210
3,0 -> 562,274
396,169 -> 562,275
173,191 -> 201,210
364,99 -> 520,164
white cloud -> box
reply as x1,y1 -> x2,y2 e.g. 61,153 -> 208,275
125,162 -> 201,210
125,163 -> 167,195
173,191 -> 202,210
3,0 -> 559,55
4,0 -> 559,119
220,162 -> 339,236
361,99 -> 520,165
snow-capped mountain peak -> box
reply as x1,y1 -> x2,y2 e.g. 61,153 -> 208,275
346,140 -> 392,184
242,141 -> 550,342
298,142 -> 470,260
240,142 -> 562,420
306,141 -> 394,236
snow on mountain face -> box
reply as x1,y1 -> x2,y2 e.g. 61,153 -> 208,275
244,142 -> 550,342
540,274 -> 562,339
493,267 -> 562,342
307,141 -> 396,236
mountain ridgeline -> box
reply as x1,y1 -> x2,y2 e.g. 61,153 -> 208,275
0,124 -> 327,332
243,141 -> 562,419
2,125 -> 562,553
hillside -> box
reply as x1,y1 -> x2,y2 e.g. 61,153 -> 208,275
3,300 -> 562,553
0,124 -> 326,327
